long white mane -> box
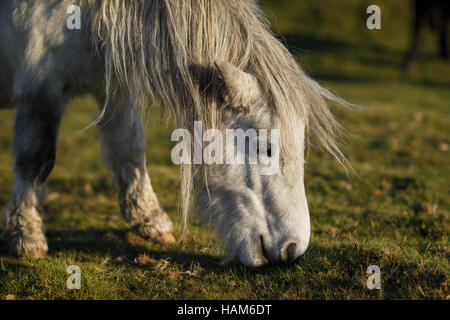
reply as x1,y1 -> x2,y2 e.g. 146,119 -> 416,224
86,0 -> 349,228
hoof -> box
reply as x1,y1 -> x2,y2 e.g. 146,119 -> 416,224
131,208 -> 175,243
159,232 -> 176,244
9,234 -> 48,258
120,193 -> 175,244
405,60 -> 418,74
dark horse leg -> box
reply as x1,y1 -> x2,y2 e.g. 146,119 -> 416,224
2,81 -> 65,257
405,0 -> 427,73
439,19 -> 449,60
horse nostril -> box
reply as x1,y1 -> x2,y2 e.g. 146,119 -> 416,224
281,242 -> 297,263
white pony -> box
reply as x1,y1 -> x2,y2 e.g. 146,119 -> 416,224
0,0 -> 348,266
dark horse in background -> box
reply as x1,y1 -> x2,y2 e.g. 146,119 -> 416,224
405,0 -> 450,72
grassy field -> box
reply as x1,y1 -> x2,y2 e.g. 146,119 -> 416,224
0,1 -> 449,299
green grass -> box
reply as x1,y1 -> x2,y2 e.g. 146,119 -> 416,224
0,1 -> 448,299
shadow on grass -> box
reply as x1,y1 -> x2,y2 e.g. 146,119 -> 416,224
0,228 -> 345,274
0,229 -> 447,295
0,228 -> 223,269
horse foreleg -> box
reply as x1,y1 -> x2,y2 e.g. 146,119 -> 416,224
96,94 -> 175,244
2,84 -> 65,258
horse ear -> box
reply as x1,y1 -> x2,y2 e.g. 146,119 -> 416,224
214,60 -> 262,108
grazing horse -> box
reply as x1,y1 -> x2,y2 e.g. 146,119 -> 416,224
0,0 -> 348,266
